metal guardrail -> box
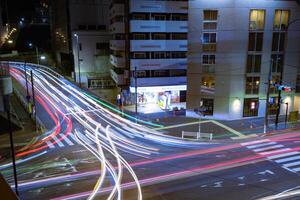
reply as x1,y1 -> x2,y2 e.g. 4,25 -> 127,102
182,131 -> 213,140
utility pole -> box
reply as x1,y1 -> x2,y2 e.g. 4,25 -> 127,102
74,34 -> 81,87
30,70 -> 37,128
24,62 -> 30,104
134,66 -> 138,121
35,47 -> 40,65
264,59 -> 273,134
275,60 -> 283,129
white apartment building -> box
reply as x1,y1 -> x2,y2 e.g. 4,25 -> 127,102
51,0 -> 113,88
187,0 -> 300,119
109,0 -> 188,109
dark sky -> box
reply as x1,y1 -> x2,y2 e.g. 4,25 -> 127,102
1,0 -> 37,24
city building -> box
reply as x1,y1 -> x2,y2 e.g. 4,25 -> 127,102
50,0 -> 112,88
109,0 -> 188,110
187,0 -> 300,120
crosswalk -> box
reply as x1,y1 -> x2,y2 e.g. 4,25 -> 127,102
44,132 -> 93,149
241,139 -> 300,173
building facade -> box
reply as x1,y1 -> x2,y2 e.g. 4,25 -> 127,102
50,0 -> 112,88
187,0 -> 300,119
109,0 -> 188,109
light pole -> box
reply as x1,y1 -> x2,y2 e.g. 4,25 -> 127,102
28,43 -> 40,65
30,70 -> 37,128
134,66 -> 138,121
74,34 -> 82,87
264,59 -> 273,134
275,18 -> 300,129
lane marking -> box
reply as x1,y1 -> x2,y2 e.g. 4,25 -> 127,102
291,167 -> 300,172
69,133 -> 79,143
253,145 -> 284,152
52,135 -> 64,147
259,148 -> 291,155
247,142 -> 277,149
153,120 -> 212,131
60,134 -> 74,146
241,139 -> 270,146
46,141 -> 55,149
268,151 -> 299,160
275,155 -> 300,164
283,161 -> 300,168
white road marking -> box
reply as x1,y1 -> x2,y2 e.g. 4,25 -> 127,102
259,148 -> 291,155
60,134 -> 74,146
69,133 -> 79,143
253,145 -> 284,152
258,170 -> 275,175
268,151 -> 299,160
46,141 -> 55,149
52,135 -> 64,147
247,142 -> 277,149
275,155 -> 300,164
291,167 -> 300,172
241,139 -> 270,146
283,161 -> 300,168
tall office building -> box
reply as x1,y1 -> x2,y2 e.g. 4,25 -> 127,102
109,0 -> 188,109
187,0 -> 300,119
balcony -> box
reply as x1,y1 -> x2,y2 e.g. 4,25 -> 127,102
110,69 -> 126,85
130,76 -> 186,87
110,40 -> 125,51
130,0 -> 188,13
131,58 -> 187,71
131,40 -> 187,52
130,20 -> 187,33
110,55 -> 126,68
109,22 -> 125,33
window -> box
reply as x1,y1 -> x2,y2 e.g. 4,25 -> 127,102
243,98 -> 259,117
245,77 -> 260,94
79,43 -> 82,51
270,75 -> 280,93
202,76 -> 215,88
248,32 -> 263,51
202,98 -> 214,116
274,10 -> 289,31
171,14 -> 188,21
96,43 -> 109,50
203,10 -> 218,30
132,13 -> 149,20
249,10 -> 265,30
246,55 -> 261,73
202,33 -> 216,43
132,33 -> 148,40
78,25 -> 86,30
272,32 -> 285,52
203,10 -> 218,21
171,33 -> 187,40
133,52 -> 147,59
202,55 -> 216,65
271,54 -> 284,73
152,14 -> 166,20
169,69 -> 186,77
135,71 -> 147,78
152,33 -> 167,40
153,70 -> 169,77
152,52 -> 166,59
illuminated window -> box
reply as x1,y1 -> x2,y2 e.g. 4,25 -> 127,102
243,98 -> 259,117
249,10 -> 265,30
245,77 -> 260,94
274,10 -> 289,31
203,10 -> 218,30
202,76 -> 215,88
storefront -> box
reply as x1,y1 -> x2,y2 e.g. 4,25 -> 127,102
129,85 -> 186,110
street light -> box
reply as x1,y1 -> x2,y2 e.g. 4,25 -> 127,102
74,34 -> 82,87
28,42 -> 40,65
7,40 -> 13,44
40,55 -> 46,60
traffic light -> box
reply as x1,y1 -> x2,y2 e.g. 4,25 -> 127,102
278,85 -> 292,92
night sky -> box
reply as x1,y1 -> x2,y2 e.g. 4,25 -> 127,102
1,0 -> 37,24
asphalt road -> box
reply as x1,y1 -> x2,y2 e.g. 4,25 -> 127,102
1,62 -> 300,200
